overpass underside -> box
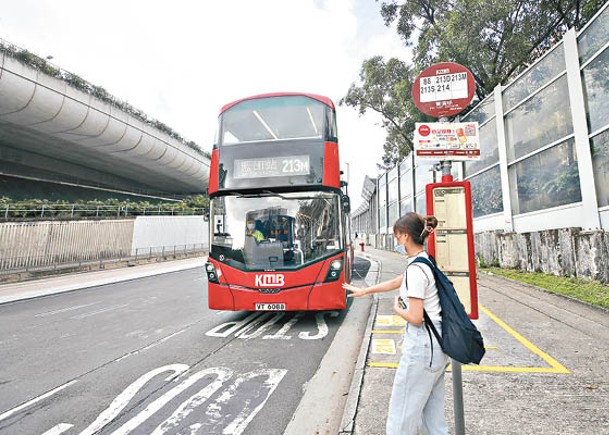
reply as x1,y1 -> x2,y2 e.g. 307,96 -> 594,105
0,51 -> 210,200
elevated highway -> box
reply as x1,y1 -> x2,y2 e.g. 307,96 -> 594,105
0,50 -> 210,198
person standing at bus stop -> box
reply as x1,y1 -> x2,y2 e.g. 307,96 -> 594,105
342,212 -> 448,435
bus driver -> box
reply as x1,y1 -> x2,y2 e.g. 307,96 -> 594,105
246,219 -> 264,242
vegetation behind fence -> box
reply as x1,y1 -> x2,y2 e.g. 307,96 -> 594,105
0,196 -> 210,221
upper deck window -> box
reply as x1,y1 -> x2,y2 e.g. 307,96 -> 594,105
219,96 -> 329,145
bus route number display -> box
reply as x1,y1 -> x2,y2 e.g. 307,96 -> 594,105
412,62 -> 476,118
419,72 -> 469,103
234,155 -> 310,179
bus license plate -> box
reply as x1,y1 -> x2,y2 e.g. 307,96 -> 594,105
255,303 -> 286,311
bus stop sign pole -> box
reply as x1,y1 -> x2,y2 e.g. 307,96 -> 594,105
433,156 -> 466,435
413,61 -> 478,435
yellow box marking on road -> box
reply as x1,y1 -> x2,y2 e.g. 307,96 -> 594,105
375,315 -> 393,326
478,304 -> 570,374
368,304 -> 570,374
391,316 -> 406,326
368,362 -> 569,373
372,330 -> 404,334
371,338 -> 396,354
375,315 -> 406,327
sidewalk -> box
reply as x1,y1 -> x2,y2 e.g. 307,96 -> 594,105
341,247 -> 609,435
0,257 -> 206,304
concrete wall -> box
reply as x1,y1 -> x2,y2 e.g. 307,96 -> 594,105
131,215 -> 208,255
474,228 -> 609,283
0,216 -> 209,272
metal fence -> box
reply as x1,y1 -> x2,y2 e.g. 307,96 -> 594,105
0,243 -> 208,276
1,204 -> 208,221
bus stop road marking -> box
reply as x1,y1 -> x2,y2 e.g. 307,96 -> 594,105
371,330 -> 404,334
371,338 -> 397,355
368,362 -> 570,373
368,304 -> 570,374
479,304 -> 570,374
374,315 -> 406,327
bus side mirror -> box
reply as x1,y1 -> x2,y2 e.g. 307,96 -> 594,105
342,195 -> 351,213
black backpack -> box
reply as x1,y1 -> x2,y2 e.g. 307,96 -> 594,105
410,256 -> 485,365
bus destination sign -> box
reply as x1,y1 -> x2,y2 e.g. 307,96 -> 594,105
234,155 -> 310,179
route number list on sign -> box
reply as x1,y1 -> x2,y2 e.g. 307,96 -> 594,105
419,72 -> 469,103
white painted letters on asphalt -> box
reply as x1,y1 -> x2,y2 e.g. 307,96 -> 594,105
205,311 -> 338,340
38,365 -> 287,435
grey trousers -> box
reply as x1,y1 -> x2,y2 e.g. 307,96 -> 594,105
386,321 -> 449,435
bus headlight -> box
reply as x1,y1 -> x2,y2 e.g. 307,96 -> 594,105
325,259 -> 342,282
205,262 -> 219,283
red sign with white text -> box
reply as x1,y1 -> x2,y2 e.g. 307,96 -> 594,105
412,62 -> 476,118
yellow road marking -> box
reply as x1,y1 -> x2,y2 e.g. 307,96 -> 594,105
479,304 -> 570,374
368,362 -> 570,373
371,339 -> 396,354
375,315 -> 406,327
371,330 -> 403,334
368,304 -> 570,374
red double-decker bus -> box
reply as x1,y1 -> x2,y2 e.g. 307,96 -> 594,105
205,92 -> 353,311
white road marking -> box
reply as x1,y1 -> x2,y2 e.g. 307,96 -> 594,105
109,367 -> 231,435
299,311 -> 339,340
205,312 -> 262,338
35,303 -> 98,317
114,328 -> 188,362
262,312 -> 304,340
236,312 -> 283,339
150,368 -> 234,435
41,423 -> 74,435
212,369 -> 288,435
9,365 -> 287,435
0,380 -> 77,423
79,364 -> 189,435
72,304 -> 129,319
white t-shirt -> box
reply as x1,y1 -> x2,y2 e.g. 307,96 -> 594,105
399,252 -> 442,322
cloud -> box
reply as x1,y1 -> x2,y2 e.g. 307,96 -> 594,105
0,0 -> 410,208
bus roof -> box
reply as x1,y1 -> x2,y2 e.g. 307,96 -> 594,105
220,92 -> 336,114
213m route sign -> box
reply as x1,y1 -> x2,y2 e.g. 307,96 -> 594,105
412,62 -> 476,118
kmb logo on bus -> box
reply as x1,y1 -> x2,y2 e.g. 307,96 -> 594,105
255,274 -> 285,287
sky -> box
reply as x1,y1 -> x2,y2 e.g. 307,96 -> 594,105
0,0 -> 411,209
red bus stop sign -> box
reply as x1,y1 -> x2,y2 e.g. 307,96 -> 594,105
412,62 -> 476,118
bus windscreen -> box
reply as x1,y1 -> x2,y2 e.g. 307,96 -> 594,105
210,191 -> 342,270
220,96 -> 327,145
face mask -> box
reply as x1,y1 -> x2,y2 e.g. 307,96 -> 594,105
247,223 -> 255,230
394,242 -> 406,255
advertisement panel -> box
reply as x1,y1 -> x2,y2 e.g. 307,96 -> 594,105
414,122 -> 480,161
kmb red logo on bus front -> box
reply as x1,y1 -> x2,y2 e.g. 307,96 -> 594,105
255,274 -> 285,287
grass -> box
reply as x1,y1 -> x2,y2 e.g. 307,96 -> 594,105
480,267 -> 609,310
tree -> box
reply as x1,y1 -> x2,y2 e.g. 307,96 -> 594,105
342,0 -> 608,165
339,56 -> 433,169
